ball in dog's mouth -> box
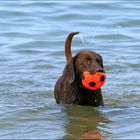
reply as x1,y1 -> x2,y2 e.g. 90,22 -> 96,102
82,71 -> 106,91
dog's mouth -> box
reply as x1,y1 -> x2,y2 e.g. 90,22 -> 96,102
81,71 -> 106,91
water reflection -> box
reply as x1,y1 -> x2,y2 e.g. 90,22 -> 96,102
62,105 -> 112,139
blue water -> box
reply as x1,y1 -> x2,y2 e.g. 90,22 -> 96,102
0,1 -> 140,139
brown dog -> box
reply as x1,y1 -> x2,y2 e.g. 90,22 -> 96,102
54,32 -> 105,106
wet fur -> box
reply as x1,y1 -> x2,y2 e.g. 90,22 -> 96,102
54,32 -> 104,106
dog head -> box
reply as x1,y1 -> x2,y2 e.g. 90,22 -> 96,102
74,51 -> 104,74
64,32 -> 105,90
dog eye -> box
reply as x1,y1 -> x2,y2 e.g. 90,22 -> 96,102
87,60 -> 90,65
86,56 -> 91,65
83,59 -> 91,65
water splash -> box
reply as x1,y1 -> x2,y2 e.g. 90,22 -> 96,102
78,33 -> 87,48
78,22 -> 103,47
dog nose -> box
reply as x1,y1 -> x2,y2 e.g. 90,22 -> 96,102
97,68 -> 104,73
89,69 -> 104,74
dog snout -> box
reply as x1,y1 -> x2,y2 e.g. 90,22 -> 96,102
89,68 -> 104,75
96,68 -> 105,73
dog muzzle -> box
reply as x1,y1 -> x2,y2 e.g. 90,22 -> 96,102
82,71 -> 106,90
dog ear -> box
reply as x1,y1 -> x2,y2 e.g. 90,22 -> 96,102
64,56 -> 77,84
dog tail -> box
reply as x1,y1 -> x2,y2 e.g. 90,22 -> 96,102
65,32 -> 79,63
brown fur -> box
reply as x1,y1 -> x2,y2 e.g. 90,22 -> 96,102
54,32 -> 104,106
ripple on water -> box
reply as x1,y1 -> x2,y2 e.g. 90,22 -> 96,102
0,1 -> 140,139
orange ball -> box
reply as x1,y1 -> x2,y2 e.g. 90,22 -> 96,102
82,71 -> 106,90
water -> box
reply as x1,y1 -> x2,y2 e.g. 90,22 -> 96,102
0,1 -> 140,139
